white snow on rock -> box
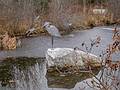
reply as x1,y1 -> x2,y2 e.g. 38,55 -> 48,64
46,48 -> 101,68
46,48 -> 73,59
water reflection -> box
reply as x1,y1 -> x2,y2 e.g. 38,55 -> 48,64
47,70 -> 92,89
0,57 -> 99,90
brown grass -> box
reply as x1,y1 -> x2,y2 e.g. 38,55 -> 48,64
0,5 -> 116,36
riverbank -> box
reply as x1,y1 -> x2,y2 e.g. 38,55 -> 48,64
0,18 -> 118,38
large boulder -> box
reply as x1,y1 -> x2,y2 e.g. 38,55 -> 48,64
46,48 -> 101,68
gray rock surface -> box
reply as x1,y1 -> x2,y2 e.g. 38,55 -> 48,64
46,48 -> 101,68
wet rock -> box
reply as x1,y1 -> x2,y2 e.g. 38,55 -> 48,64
46,48 -> 101,68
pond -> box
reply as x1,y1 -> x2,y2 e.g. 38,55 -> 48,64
0,57 -> 99,90
0,26 -> 120,90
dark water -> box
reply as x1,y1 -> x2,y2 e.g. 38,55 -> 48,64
0,57 -> 98,90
